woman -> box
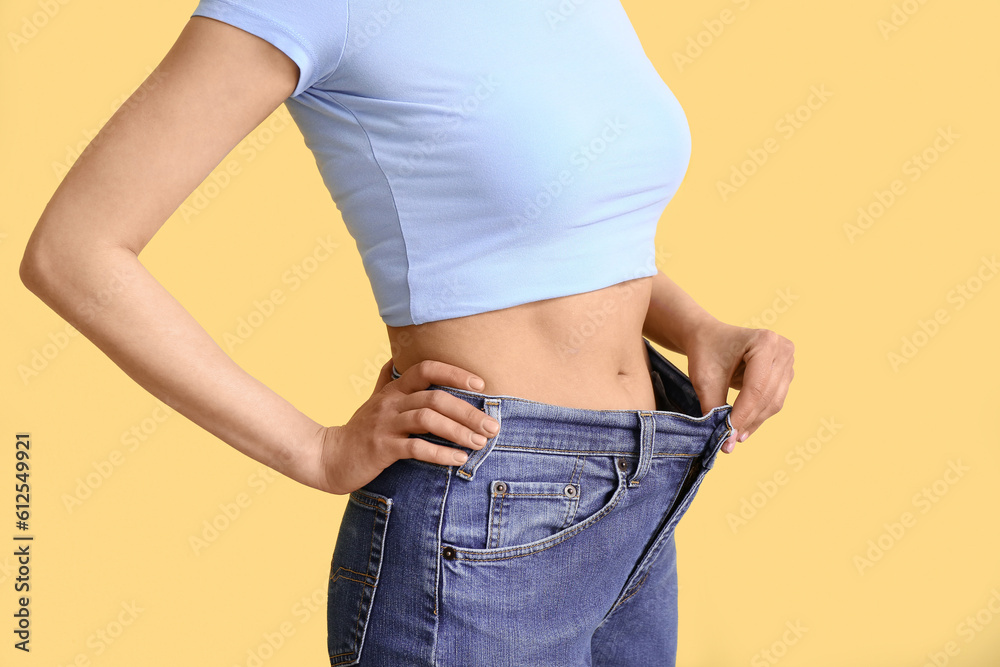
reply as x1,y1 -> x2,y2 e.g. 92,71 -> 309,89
20,1 -> 794,665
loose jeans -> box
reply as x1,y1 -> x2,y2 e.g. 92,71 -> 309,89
327,337 -> 734,666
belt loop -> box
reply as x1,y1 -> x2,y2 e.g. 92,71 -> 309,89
630,411 -> 655,487
701,409 -> 734,471
456,398 -> 501,481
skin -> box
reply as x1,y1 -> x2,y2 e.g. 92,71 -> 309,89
19,17 -> 794,496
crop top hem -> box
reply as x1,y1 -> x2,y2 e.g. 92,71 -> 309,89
401,249 -> 662,327
431,269 -> 659,327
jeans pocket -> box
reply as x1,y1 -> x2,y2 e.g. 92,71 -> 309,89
327,489 -> 392,667
442,452 -> 626,560
485,480 -> 580,549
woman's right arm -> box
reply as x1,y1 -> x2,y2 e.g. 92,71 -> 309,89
19,16 -> 496,495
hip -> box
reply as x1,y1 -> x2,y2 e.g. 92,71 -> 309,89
325,338 -> 734,665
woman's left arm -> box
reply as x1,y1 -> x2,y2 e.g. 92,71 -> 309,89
642,270 -> 795,453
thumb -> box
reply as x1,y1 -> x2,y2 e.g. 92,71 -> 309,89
372,358 -> 395,395
727,351 -> 773,440
690,369 -> 731,418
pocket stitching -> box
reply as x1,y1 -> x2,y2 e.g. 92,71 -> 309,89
485,481 -> 581,550
329,567 -> 376,587
444,463 -> 627,562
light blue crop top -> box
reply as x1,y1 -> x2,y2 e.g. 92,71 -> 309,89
189,0 -> 692,326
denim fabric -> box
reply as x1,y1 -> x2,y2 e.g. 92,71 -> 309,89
326,337 -> 733,666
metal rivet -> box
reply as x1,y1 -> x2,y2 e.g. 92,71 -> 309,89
618,458 -> 630,472
492,481 -> 508,494
564,484 -> 577,498
442,546 -> 457,560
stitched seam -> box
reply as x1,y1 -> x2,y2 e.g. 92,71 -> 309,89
310,88 -> 412,325
354,506 -> 377,654
491,491 -> 573,497
562,456 -> 584,527
349,489 -> 390,509
330,489 -> 389,666
412,432 -> 703,459
496,444 -> 697,457
329,566 -> 376,584
495,487 -> 508,549
414,433 -> 698,458
202,0 -> 349,96
330,652 -> 355,662
325,0 -> 350,88
431,468 -> 452,666
329,504 -> 378,665
630,413 -> 655,487
599,459 -> 697,630
203,0 -> 322,66
559,495 -> 578,530
424,387 -> 731,421
329,572 -> 374,587
610,571 -> 650,613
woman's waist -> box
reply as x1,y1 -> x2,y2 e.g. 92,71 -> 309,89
386,278 -> 656,411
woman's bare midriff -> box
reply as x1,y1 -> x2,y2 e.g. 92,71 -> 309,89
386,276 -> 659,412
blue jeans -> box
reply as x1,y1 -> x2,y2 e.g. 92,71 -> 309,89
327,337 -> 734,666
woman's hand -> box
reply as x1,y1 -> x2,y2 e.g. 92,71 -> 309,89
316,359 -> 501,495
685,321 -> 795,454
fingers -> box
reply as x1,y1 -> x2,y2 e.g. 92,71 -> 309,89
387,359 -> 499,466
389,433 -> 476,467
395,389 -> 500,450
725,330 -> 795,452
730,354 -> 774,440
392,359 -> 485,394
723,353 -> 772,454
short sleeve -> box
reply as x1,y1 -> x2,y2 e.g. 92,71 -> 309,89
190,0 -> 348,99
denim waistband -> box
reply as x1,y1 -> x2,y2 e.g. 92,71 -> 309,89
389,338 -> 734,474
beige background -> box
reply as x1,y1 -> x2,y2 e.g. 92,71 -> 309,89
2,0 -> 998,665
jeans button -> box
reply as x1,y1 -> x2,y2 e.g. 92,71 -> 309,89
564,484 -> 577,498
492,481 -> 508,494
442,546 -> 457,560
618,458 -> 630,472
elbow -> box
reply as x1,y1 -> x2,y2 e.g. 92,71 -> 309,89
19,228 -> 86,300
20,228 -> 139,318
20,214 -> 141,309
19,235 -> 56,297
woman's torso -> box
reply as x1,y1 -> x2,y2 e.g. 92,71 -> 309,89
272,1 -> 690,409
387,276 -> 658,411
